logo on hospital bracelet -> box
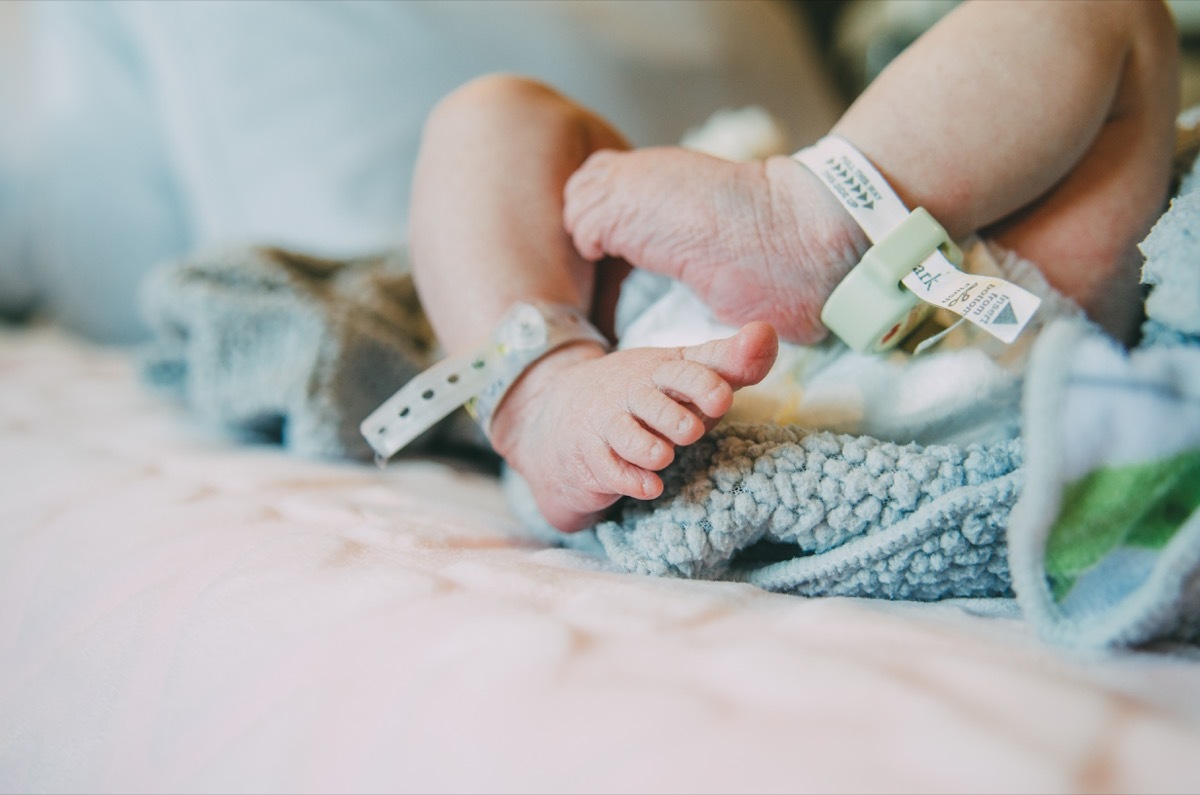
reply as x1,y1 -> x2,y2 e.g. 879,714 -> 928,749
990,302 -> 1019,325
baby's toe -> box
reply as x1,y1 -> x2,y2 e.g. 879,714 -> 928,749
652,359 -> 733,419
683,322 -> 779,389
588,444 -> 664,502
629,384 -> 706,446
606,412 -> 675,472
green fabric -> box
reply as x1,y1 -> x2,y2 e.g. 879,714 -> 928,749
1045,447 -> 1200,599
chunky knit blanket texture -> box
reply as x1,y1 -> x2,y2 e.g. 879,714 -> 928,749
592,427 -> 1020,601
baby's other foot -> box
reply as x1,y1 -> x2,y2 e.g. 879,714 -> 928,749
564,147 -> 868,344
490,322 -> 778,532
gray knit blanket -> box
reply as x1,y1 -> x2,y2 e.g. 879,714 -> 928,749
140,246 -> 484,461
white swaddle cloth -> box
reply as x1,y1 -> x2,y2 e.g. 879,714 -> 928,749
617,241 -> 1079,448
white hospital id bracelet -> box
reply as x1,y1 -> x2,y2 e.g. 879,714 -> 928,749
794,135 -> 1041,352
360,301 -> 609,463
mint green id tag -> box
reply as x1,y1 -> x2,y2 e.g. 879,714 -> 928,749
820,207 -> 961,353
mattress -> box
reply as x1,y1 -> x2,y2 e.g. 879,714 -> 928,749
3,323 -> 1200,794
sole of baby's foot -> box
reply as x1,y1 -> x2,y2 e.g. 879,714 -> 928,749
490,322 -> 779,533
565,148 -> 869,344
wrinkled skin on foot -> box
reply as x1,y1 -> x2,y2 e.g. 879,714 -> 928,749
564,147 -> 867,345
490,322 -> 779,532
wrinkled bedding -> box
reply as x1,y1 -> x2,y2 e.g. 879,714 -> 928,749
3,325 -> 1200,794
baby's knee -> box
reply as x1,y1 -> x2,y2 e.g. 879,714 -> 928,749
1123,0 -> 1180,117
422,74 -> 582,138
1131,0 -> 1179,52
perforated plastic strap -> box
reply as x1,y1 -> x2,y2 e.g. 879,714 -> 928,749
360,301 -> 608,462
794,135 -> 1041,353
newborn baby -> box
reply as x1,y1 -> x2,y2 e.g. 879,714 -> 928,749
406,1 -> 1178,531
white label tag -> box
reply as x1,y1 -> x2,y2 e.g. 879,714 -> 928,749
899,251 -> 1040,345
795,136 -> 1040,344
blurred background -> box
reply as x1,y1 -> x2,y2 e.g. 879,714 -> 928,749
2,0 -> 1199,344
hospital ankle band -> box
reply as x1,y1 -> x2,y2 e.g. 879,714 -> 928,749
793,135 -> 1041,353
360,301 -> 609,462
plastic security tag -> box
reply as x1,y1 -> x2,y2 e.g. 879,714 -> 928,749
819,207 -> 956,353
794,135 -> 1040,347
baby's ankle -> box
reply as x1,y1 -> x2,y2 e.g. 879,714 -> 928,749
486,340 -> 606,462
761,154 -> 869,342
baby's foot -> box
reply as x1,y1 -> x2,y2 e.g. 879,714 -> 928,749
489,321 -> 778,532
564,147 -> 869,344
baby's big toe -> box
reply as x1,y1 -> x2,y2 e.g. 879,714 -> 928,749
684,322 -> 779,390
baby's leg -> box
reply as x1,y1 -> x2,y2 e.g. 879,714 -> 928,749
834,0 -> 1179,343
411,75 -> 628,350
566,1 -> 1179,346
410,75 -> 778,532
980,3 -> 1179,343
